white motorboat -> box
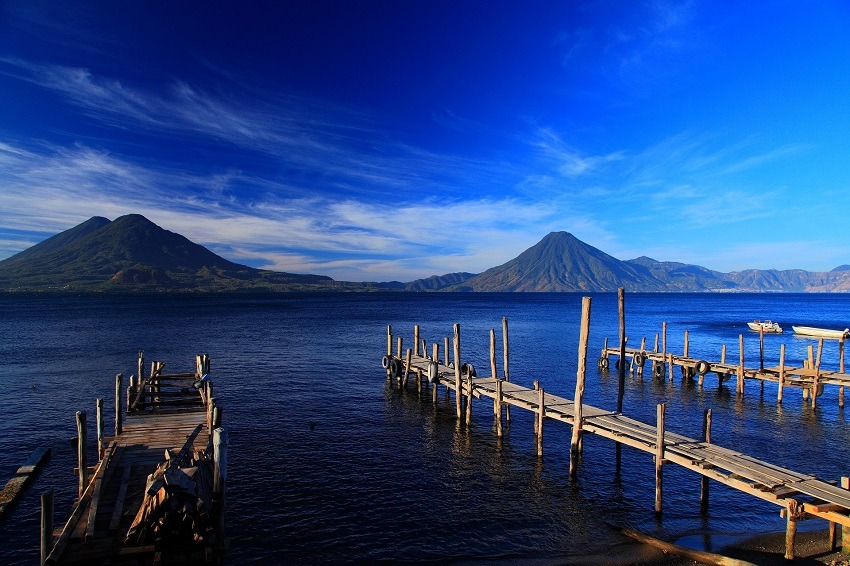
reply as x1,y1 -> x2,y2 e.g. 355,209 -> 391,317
748,320 -> 782,333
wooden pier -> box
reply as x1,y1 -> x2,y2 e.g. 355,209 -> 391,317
598,323 -> 847,409
42,352 -> 227,565
383,298 -> 850,561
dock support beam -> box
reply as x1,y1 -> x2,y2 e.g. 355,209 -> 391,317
617,288 -> 626,413
537,386 -> 544,457
655,403 -> 666,515
778,345 -> 786,404
737,334 -> 745,395
503,317 -> 511,423
40,490 -> 53,566
453,324 -> 462,421
841,477 -> 850,553
570,297 -> 591,479
785,499 -> 803,560
700,408 -> 711,513
114,373 -> 123,436
76,411 -> 88,498
96,398 -> 104,459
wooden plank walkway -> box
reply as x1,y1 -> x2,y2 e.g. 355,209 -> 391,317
44,353 -> 227,565
600,332 -> 848,408
385,308 -> 850,560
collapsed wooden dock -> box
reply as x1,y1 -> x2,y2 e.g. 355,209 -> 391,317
383,297 -> 850,561
42,352 -> 227,565
599,321 -> 848,409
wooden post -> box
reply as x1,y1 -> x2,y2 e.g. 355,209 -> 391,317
137,350 -> 145,395
683,329 -> 690,380
114,373 -> 123,436
838,337 -> 844,409
413,325 -> 420,357
737,334 -> 745,395
684,330 -> 689,358
533,380 -> 540,435
654,333 -> 659,353
721,344 -> 727,365
778,344 -> 786,404
668,353 -> 674,382
503,317 -> 511,423
655,403 -> 666,515
465,372 -> 473,425
785,499 -> 802,560
759,326 -> 765,371
813,338 -> 823,411
570,296 -> 591,479
662,322 -> 667,365
489,329 -> 497,379
537,386 -> 545,457
386,325 -> 392,379
76,411 -> 88,498
213,427 -> 228,537
432,343 -> 439,364
841,477 -> 850,552
41,490 -> 53,566
617,288 -> 626,413
444,337 -> 450,366
700,408 -> 711,513
403,349 -> 412,388
96,398 -> 104,459
396,336 -> 402,359
495,378 -> 503,437
453,324 -> 462,421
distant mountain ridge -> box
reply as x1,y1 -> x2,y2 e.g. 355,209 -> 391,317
0,214 -> 348,292
405,232 -> 850,293
0,219 -> 847,293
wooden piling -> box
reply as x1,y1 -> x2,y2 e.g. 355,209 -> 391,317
41,490 -> 53,566
96,398 -> 104,459
503,317 -> 511,423
386,325 -> 392,379
737,334 -> 745,395
495,379 -> 503,437
778,344 -> 786,404
785,499 -> 803,560
403,349 -> 412,388
838,337 -> 844,409
76,411 -> 88,498
453,324 -> 462,421
413,325 -> 420,357
533,380 -> 540,435
617,288 -> 626,413
114,373 -> 122,436
570,296 -> 591,479
213,427 -> 228,538
655,403 -> 665,515
759,326 -> 765,371
813,339 -> 823,411
654,333 -> 659,353
721,344 -> 727,365
537,386 -> 545,457
444,337 -> 450,366
662,322 -> 667,366
700,408 -> 711,513
396,336 -> 402,359
841,477 -> 850,552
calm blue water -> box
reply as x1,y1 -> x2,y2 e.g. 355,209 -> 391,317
0,292 -> 849,564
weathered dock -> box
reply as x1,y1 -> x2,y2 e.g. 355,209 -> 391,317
383,297 -> 850,561
599,322 -> 848,409
0,447 -> 50,520
42,352 -> 227,565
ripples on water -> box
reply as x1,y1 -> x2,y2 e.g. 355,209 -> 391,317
0,293 -> 849,564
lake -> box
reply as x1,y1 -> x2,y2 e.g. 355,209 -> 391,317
1,292 -> 849,564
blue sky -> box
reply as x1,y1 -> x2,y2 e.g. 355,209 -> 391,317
1,1 -> 849,281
